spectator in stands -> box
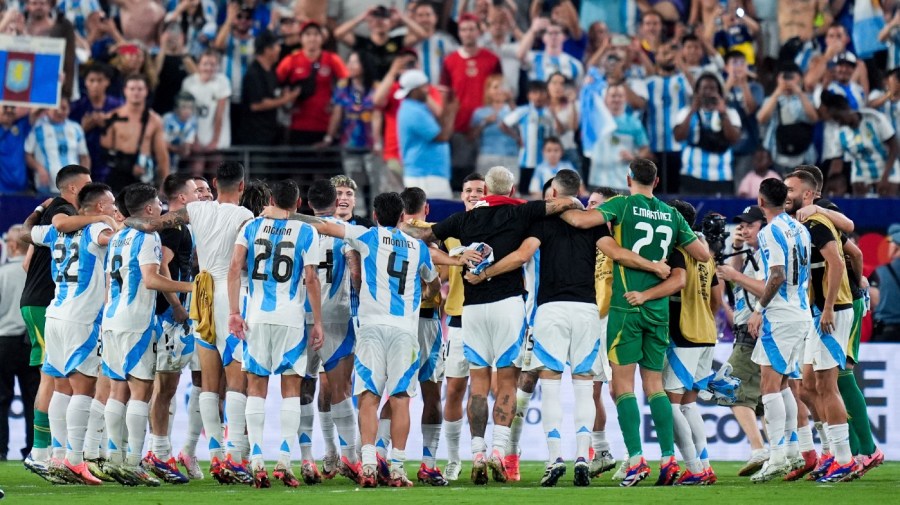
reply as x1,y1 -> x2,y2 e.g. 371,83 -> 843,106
213,2 -> 254,142
277,20 -> 348,145
806,24 -> 869,100
441,13 -> 502,190
709,4 -> 759,67
723,50 -> 763,191
870,223 -> 900,342
479,4 -> 522,100
870,68 -> 900,134
153,21 -> 198,116
681,33 -> 724,82
238,30 -> 299,146
879,9 -> 900,71
0,9 -> 25,35
537,0 -> 586,61
162,92 -> 198,170
0,107 -> 35,194
57,0 -> 101,42
412,1 -> 458,85
278,16 -> 301,59
584,21 -> 610,65
673,72 -> 741,195
163,0 -> 217,59
813,51 -> 866,110
70,63 -> 123,183
636,9 -> 665,65
239,0 -> 271,36
529,136 -> 576,197
736,148 -> 781,198
546,72 -> 581,172
396,69 -> 458,199
181,49 -> 231,172
587,82 -> 649,191
108,41 -> 158,100
518,17 -> 584,85
118,0 -> 166,48
25,0 -> 76,99
333,5 -> 427,80
580,0 -> 635,37
470,74 -> 519,176
757,63 -> 818,173
25,98 -> 90,193
502,79 -> 557,195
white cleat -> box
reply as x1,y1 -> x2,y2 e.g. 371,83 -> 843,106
444,460 -> 462,481
751,460 -> 791,483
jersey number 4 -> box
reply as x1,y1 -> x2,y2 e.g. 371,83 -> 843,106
387,252 -> 410,295
252,239 -> 295,283
631,222 -> 673,258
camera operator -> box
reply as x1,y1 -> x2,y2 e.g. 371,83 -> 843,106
714,206 -> 768,476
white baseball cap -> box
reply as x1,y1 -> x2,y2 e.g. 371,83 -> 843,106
393,69 -> 429,100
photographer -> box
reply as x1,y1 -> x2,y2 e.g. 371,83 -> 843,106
713,206 -> 768,476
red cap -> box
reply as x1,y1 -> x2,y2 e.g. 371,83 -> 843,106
117,44 -> 141,55
458,13 -> 480,25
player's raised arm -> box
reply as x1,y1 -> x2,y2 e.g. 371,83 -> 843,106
125,207 -> 189,233
53,213 -> 116,234
400,221 -> 439,243
466,238 -> 540,285
597,236 -> 671,280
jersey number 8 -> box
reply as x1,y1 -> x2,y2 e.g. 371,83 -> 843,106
252,239 -> 295,283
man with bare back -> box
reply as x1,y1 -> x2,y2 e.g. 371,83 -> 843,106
116,0 -> 166,48
778,0 -> 831,44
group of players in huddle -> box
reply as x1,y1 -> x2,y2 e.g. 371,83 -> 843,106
16,157 -> 883,490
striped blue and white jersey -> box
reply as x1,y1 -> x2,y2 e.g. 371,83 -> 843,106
503,104 -> 556,169
523,250 -> 540,327
757,213 -> 812,323
237,217 -> 320,329
525,51 -> 584,85
224,35 -> 254,104
24,119 -> 89,194
31,222 -> 112,325
822,108 -> 896,183
103,228 -> 162,333
887,26 -> 900,71
644,73 -> 692,152
813,82 -> 865,110
57,0 -> 100,38
305,216 -> 352,325
415,32 -> 458,85
342,224 -> 438,334
675,107 -> 742,183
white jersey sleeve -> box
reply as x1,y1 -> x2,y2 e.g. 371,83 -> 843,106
758,213 -> 812,322
46,222 -> 112,325
103,228 -> 162,332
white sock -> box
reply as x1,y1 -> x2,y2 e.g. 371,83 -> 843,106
822,422 -> 831,453
168,394 -> 176,439
279,397 -> 301,466
183,385 -> 202,457
224,391 -> 248,460
443,419 -> 463,463
376,418 -> 391,459
798,425 -> 814,453
422,424 -> 441,468
491,425 -> 510,457
198,392 -> 224,460
48,392 -> 71,460
681,402 -> 710,468
829,423 -> 853,465
298,402 -> 315,461
780,388 -> 799,459
83,399 -> 106,460
245,395 -> 266,467
541,379 -> 562,463
125,400 -> 150,466
672,404 -> 701,473
508,388 -> 531,456
319,409 -> 337,455
390,447 -> 406,474
104,399 -> 127,464
815,421 -> 830,453
331,398 -> 357,462
573,380 -> 595,461
592,430 -> 610,454
151,434 -> 170,460
471,436 -> 487,457
65,395 -> 92,465
762,392 -> 787,464
361,444 -> 377,466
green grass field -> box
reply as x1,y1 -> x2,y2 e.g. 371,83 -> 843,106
1,460 -> 897,504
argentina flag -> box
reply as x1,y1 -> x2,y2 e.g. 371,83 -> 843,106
0,34 -> 65,108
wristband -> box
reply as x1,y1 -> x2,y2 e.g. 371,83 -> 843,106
732,242 -> 744,250
754,302 -> 764,313
34,205 -> 45,214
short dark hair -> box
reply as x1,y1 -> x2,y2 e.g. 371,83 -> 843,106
163,173 -> 195,200
758,178 -> 788,208
820,90 -> 851,111
240,180 -> 272,216
669,199 -> 697,227
724,50 -> 746,63
592,187 -> 620,199
307,179 -> 337,211
78,182 -> 112,209
629,159 -> 658,186
124,73 -> 149,88
83,62 -> 112,81
124,183 -> 159,215
271,179 -> 300,210
400,187 -> 428,215
216,161 -> 245,190
56,164 -> 90,190
462,173 -> 484,184
695,72 -> 724,96
680,33 -> 700,45
542,177 -> 555,195
785,170 -> 818,192
552,169 -> 581,197
115,184 -> 132,218
527,80 -> 548,94
542,136 -> 563,149
373,192 -> 404,227
793,165 -> 824,192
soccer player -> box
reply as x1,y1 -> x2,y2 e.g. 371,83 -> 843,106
193,177 -> 214,201
746,178 -> 812,483
227,179 -> 324,489
125,162 -> 255,483
102,184 -> 193,485
23,183 -> 117,485
559,159 -> 710,487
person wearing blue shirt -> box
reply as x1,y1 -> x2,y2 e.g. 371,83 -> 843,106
470,76 -> 520,177
0,107 -> 34,194
395,69 -> 457,200
529,137 -> 576,196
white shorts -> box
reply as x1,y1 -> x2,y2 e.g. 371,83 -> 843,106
101,327 -> 157,381
443,322 -> 468,378
43,317 -> 101,378
418,313 -> 444,383
462,296 -> 526,370
402,176 -> 452,200
353,324 -> 419,398
242,323 -> 307,376
663,345 -> 715,393
593,316 -> 612,383
306,320 -> 355,376
526,302 -> 602,376
155,312 -> 197,373
807,308 -> 853,371
751,317 -> 809,376
195,286 -> 243,366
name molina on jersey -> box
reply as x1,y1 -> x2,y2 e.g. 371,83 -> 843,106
263,224 -> 293,236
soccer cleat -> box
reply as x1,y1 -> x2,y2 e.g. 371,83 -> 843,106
470,452 -> 489,485
416,463 -> 449,486
25,454 -> 68,484
675,469 -> 705,486
611,459 -> 629,481
126,465 -> 161,487
273,462 -> 301,488
388,467 -> 414,487
210,457 -> 234,485
573,458 -> 590,487
738,450 -> 769,477
64,459 -> 103,485
751,460 -> 791,483
253,468 -> 271,489
783,450 -> 818,481
655,456 -> 680,486
338,456 -> 361,484
619,457 -> 651,487
444,460 -> 462,481
85,458 -> 115,483
222,455 -> 253,485
105,462 -> 140,486
540,457 -> 567,487
817,460 -> 856,483
375,454 -> 391,486
854,449 -> 884,478
300,459 -> 323,485
504,454 -> 521,481
143,452 -> 189,484
322,452 -> 338,480
488,449 -> 508,483
702,467 -> 718,485
806,453 -> 834,481
360,464 -> 378,488
590,450 -> 617,478
49,457 -> 83,485
177,451 -> 204,480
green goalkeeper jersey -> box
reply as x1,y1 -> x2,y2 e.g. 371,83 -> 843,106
597,194 -> 698,324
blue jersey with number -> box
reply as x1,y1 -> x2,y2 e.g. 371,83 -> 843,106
103,227 -> 162,332
237,217 -> 319,328
757,212 -> 812,323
